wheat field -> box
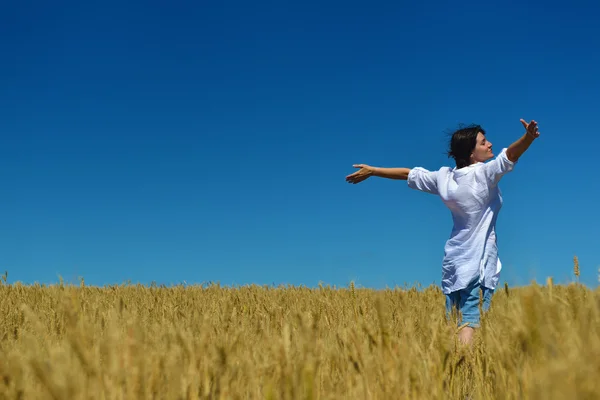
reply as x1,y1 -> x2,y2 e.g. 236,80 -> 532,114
0,274 -> 599,400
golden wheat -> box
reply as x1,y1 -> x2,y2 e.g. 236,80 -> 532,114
0,279 -> 598,399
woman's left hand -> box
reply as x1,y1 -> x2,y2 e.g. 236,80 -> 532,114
346,164 -> 375,184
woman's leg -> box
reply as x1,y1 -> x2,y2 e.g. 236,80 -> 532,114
446,280 -> 494,346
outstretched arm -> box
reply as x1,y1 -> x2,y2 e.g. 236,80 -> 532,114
506,119 -> 540,162
345,164 -> 410,184
346,164 -> 439,195
481,118 -> 540,187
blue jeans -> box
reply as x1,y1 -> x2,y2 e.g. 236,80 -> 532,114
445,278 -> 494,328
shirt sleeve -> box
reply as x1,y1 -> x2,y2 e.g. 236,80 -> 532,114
407,167 -> 440,195
481,148 -> 516,187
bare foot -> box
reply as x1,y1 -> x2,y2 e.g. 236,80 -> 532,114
458,326 -> 475,346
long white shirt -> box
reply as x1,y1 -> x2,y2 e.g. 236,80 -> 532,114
407,148 -> 516,294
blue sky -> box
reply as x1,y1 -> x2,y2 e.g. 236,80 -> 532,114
1,1 -> 599,288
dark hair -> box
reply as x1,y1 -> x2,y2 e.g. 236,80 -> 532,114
446,124 -> 485,169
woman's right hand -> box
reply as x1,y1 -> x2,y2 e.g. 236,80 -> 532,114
346,164 -> 375,184
520,119 -> 540,139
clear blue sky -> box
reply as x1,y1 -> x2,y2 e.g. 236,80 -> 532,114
1,1 -> 599,288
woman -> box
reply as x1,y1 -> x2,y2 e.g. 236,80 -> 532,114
345,119 -> 540,345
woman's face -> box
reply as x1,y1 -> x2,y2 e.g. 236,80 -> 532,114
471,132 -> 493,163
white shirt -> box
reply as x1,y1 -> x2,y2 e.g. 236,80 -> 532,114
407,148 -> 516,294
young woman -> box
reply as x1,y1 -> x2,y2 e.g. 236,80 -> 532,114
345,119 -> 540,345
